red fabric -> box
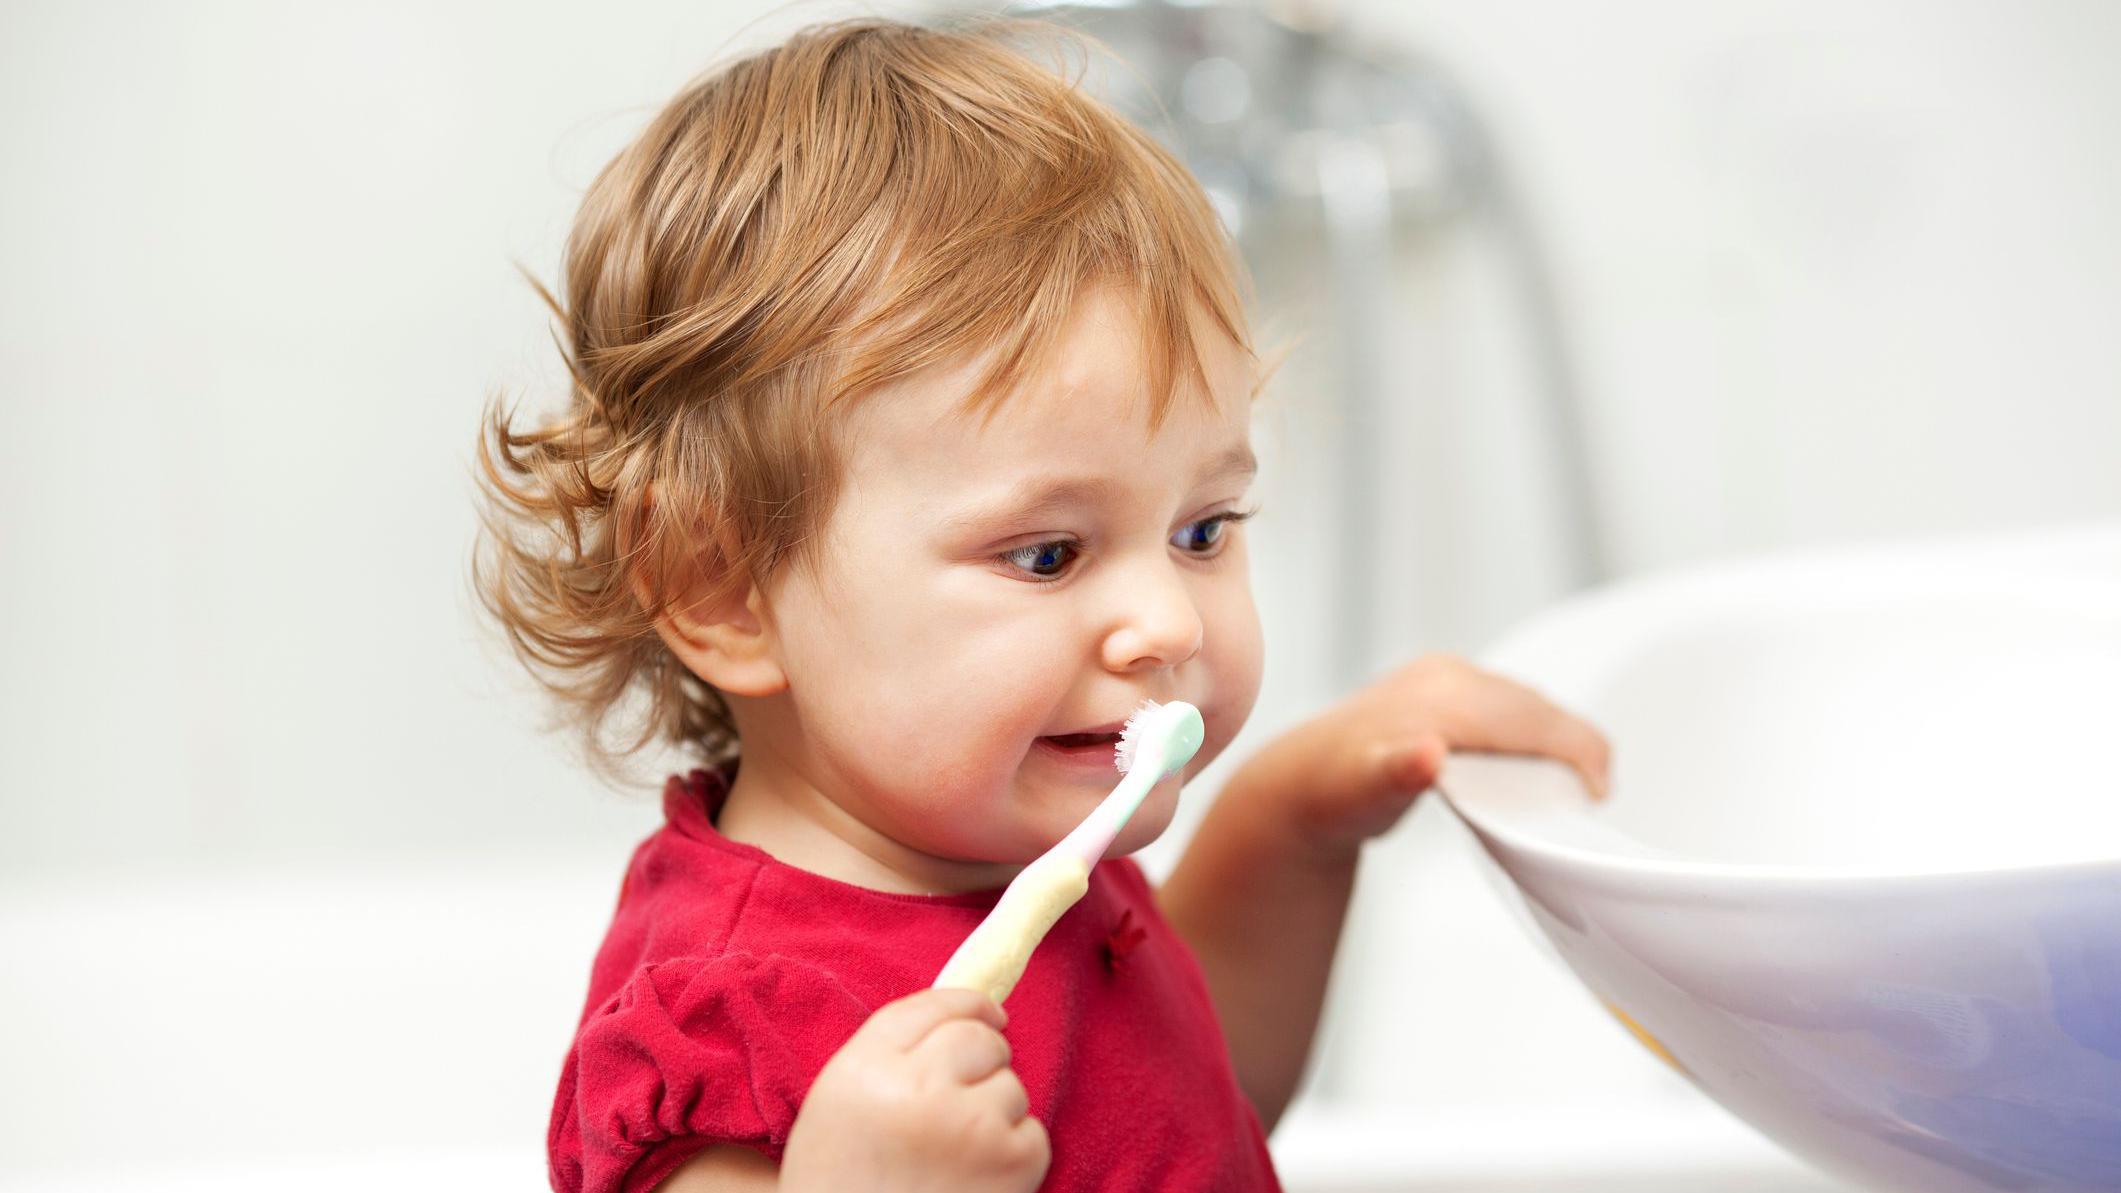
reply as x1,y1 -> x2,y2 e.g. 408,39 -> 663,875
549,765 -> 1284,1193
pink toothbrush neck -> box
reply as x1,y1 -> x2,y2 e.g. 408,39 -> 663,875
1051,816 -> 1118,868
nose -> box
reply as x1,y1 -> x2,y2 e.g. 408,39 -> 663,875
1099,554 -> 1205,673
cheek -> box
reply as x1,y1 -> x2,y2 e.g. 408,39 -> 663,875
1210,573 -> 1265,702
1162,573 -> 1255,785
783,571 -> 1061,775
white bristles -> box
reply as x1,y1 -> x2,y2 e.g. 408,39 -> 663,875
1112,699 -> 1161,775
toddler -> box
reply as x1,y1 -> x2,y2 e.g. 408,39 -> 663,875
475,16 -> 1611,1193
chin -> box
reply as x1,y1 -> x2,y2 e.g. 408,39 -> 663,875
1107,787 -> 1181,855
1018,769 -> 1183,856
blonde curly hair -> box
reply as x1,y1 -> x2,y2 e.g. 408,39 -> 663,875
473,15 -> 1260,782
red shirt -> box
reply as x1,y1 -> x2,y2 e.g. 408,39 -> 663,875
549,766 -> 1283,1193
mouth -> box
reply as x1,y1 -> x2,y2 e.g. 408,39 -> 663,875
1037,729 -> 1123,753
1035,702 -> 1196,772
1032,721 -> 1130,775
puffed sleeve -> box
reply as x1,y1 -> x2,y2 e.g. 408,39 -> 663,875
548,951 -> 874,1193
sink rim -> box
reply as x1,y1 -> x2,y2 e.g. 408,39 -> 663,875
1443,520 -> 2121,893
1439,754 -> 2121,895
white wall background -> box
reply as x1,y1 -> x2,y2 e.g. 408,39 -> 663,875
2,0 -> 2116,1186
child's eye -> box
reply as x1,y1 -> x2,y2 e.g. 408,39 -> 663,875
999,539 -> 1081,581
1171,507 -> 1258,556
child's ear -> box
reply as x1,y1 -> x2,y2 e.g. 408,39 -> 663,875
633,498 -> 789,699
649,574 -> 788,698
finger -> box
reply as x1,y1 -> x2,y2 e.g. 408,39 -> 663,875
1298,717 -> 1437,814
1542,711 -> 1611,799
860,986 -> 1007,1054
1007,1114 -> 1051,1179
1378,732 -> 1449,793
971,1065 -> 1031,1123
1486,695 -> 1606,791
1583,731 -> 1613,800
1452,675 -> 1612,799
913,1017 -> 1012,1085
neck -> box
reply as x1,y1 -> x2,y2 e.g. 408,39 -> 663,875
713,746 -> 1026,897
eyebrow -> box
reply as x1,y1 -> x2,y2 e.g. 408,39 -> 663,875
943,443 -> 1258,534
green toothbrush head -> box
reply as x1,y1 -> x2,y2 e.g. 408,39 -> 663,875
1112,699 -> 1206,779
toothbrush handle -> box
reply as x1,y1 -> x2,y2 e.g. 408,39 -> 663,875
933,852 -> 1091,1005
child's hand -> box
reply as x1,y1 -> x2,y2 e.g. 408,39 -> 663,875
781,987 -> 1049,1193
1257,653 -> 1612,862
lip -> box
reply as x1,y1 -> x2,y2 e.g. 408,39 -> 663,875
1055,720 -> 1128,738
1047,700 -> 1179,739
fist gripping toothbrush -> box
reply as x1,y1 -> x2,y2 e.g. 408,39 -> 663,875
933,698 -> 1205,1004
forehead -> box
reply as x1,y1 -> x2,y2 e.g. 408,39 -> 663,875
838,288 -> 1256,500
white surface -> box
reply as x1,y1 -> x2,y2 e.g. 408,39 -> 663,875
1272,1101 -> 1849,1192
0,862 -> 620,1175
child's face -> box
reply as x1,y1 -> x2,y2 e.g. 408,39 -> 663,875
738,283 -> 1264,879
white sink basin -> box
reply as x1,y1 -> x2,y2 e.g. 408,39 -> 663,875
1436,524 -> 2121,1193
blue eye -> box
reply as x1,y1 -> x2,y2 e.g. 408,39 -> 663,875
1001,540 -> 1080,579
1172,514 -> 1228,553
1171,507 -> 1259,557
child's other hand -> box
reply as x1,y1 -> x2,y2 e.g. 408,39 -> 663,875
781,986 -> 1048,1193
1262,653 -> 1611,862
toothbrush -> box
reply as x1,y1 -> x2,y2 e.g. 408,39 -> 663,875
932,698 -> 1206,1005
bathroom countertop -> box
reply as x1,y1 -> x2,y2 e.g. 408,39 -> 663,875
1270,1096 -> 1855,1192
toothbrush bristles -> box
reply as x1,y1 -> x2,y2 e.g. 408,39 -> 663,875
1113,699 -> 1161,775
